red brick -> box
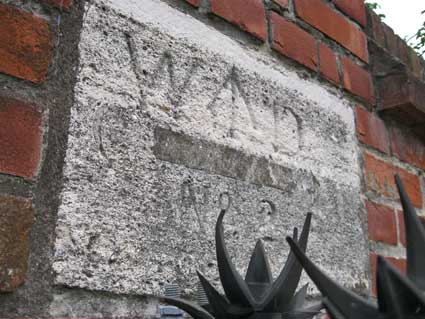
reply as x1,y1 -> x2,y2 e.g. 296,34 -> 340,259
389,126 -> 425,170
364,152 -> 422,208
333,0 -> 366,27
382,23 -> 399,58
407,48 -> 423,79
271,13 -> 318,72
294,0 -> 368,62
366,200 -> 397,245
184,0 -> 200,7
397,37 -> 409,66
211,0 -> 267,41
41,0 -> 72,9
378,73 -> 425,129
0,4 -> 52,83
0,195 -> 34,292
355,106 -> 389,153
367,10 -> 385,48
370,253 -> 406,295
273,0 -> 289,7
0,97 -> 43,179
341,57 -> 374,103
319,43 -> 340,85
397,211 -> 425,247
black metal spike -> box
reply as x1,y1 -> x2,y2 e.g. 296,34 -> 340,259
163,211 -> 320,319
162,297 -> 216,319
322,298 -> 343,319
286,284 -> 309,311
260,213 -> 312,312
377,256 -> 425,317
286,237 -> 378,319
216,209 -> 255,307
395,175 -> 425,291
376,257 -> 404,319
197,271 -> 230,318
245,240 -> 273,300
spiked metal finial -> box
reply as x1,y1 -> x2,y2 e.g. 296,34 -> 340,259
287,175 -> 425,319
163,210 -> 322,319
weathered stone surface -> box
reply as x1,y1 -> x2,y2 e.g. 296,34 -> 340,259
53,0 -> 367,297
0,195 -> 34,292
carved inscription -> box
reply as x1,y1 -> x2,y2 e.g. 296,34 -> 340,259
125,34 -> 303,156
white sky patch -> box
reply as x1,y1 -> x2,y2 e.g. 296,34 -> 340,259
371,0 -> 424,48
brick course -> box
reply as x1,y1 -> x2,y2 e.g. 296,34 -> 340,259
319,43 -> 340,85
0,97 -> 43,179
356,106 -> 390,154
0,4 -> 52,83
271,13 -> 318,72
333,0 -> 366,27
341,57 -> 374,103
184,0 -> 200,7
294,0 -> 368,62
364,152 -> 422,208
366,200 -> 397,245
211,0 -> 267,41
0,195 -> 34,292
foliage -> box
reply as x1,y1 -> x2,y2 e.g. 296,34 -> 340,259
411,10 -> 425,56
365,2 -> 386,20
366,3 -> 424,57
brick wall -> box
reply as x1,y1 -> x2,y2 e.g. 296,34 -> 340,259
179,0 -> 425,300
0,0 -> 83,316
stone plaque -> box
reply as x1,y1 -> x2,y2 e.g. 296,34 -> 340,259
53,0 -> 368,296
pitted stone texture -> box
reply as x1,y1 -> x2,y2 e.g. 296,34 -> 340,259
54,0 -> 367,297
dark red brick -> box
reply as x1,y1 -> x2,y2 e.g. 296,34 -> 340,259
366,10 -> 385,48
0,4 -> 52,83
397,37 -> 410,66
364,152 -> 422,208
366,200 -> 397,245
294,0 -> 368,62
41,0 -> 72,9
356,106 -> 389,153
382,23 -> 399,57
341,57 -> 374,103
398,210 -> 425,247
378,73 -> 425,129
0,96 -> 43,179
319,43 -> 340,84
407,47 -> 423,79
389,125 -> 425,170
0,195 -> 34,292
211,0 -> 267,41
273,0 -> 289,7
185,0 -> 200,7
370,253 -> 406,295
333,0 -> 366,27
271,13 -> 318,71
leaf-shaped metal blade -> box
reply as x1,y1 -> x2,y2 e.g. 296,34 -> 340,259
216,209 -> 255,307
376,257 -> 404,319
286,284 -> 309,312
260,213 -> 313,312
245,240 -> 273,300
162,297 -> 215,319
286,237 -> 378,319
377,256 -> 425,317
197,271 -> 229,318
323,298 -> 344,319
395,175 -> 425,290
282,303 -> 322,319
